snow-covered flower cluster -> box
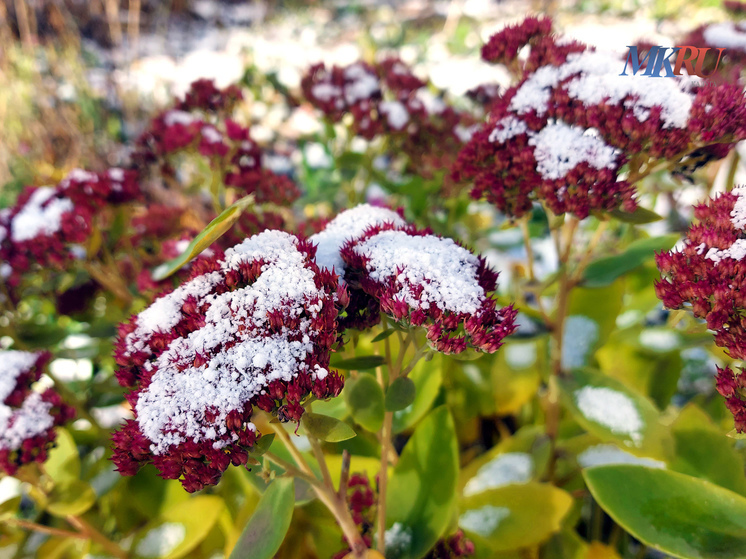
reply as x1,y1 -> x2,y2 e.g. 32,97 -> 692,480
453,17 -> 746,218
656,185 -> 746,431
311,204 -> 517,353
0,351 -> 74,475
0,167 -> 141,295
111,230 -> 345,491
301,58 -> 474,187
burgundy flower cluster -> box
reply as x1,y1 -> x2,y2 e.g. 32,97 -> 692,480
480,16 -> 553,67
0,351 -> 74,475
134,83 -> 300,209
453,18 -> 746,218
341,222 -> 517,353
0,168 -> 141,295
301,58 -> 475,186
111,230 -> 345,491
725,1 -> 746,14
680,21 -> 746,84
656,185 -> 746,431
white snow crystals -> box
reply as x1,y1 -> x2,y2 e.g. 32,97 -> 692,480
380,101 -> 410,130
578,444 -> 665,469
510,50 -> 696,129
10,187 -> 74,243
703,22 -> 746,52
459,505 -> 511,538
131,230 -> 326,455
703,186 -> 746,265
575,386 -> 644,445
309,204 -> 406,279
463,452 -> 533,497
0,351 -> 54,452
353,230 -> 485,314
529,122 -> 619,180
135,523 -> 186,558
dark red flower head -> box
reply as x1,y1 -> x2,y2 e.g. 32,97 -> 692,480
0,351 -> 74,475
112,230 -> 345,491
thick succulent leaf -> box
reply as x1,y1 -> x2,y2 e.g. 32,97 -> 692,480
585,465 -> 746,559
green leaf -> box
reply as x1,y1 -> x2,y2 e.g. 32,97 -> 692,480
302,413 -> 357,442
229,478 -> 295,559
134,496 -> 224,559
670,404 -> 746,496
459,483 -> 573,552
151,195 -> 255,281
558,368 -> 673,461
46,480 -> 96,517
250,434 -> 276,457
45,428 -> 80,484
344,374 -> 385,432
393,355 -> 443,434
582,234 -> 679,287
372,329 -> 396,343
585,465 -> 746,559
607,206 -> 664,224
331,355 -> 386,370
386,377 -> 416,411
386,406 -> 459,559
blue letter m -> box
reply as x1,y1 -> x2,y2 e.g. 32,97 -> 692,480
619,45 -> 658,76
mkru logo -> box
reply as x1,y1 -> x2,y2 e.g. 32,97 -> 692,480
619,45 -> 726,78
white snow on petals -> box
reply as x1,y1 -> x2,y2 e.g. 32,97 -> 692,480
0,351 -> 39,402
353,230 -> 484,314
343,64 -> 380,104
380,101 -> 409,130
164,110 -> 198,126
489,116 -> 528,143
10,187 -> 74,243
134,231 -> 328,455
575,386 -> 644,445
703,186 -> 746,265
703,22 -> 746,52
510,50 -> 696,129
0,350 -> 55,452
309,204 -> 406,279
529,122 -> 619,180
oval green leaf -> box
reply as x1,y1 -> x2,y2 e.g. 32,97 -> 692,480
151,194 -> 254,281
344,374 -> 385,433
46,480 -> 96,517
386,377 -> 416,412
582,234 -> 679,288
229,478 -> 295,559
608,206 -> 664,224
585,465 -> 746,559
250,434 -> 276,457
302,412 -> 356,442
393,355 -> 442,434
386,406 -> 459,559
134,495 -> 224,559
459,483 -> 573,552
558,368 -> 673,461
45,428 -> 80,484
331,355 -> 386,370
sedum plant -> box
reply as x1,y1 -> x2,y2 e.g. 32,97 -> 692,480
4,14 -> 746,559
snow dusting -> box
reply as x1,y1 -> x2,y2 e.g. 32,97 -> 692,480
10,187 -> 74,243
463,452 -> 533,497
575,386 -> 644,444
488,116 -> 528,143
703,22 -> 746,52
561,315 -> 599,370
384,523 -> 413,559
135,523 -> 186,558
353,230 -> 485,314
0,392 -> 55,452
578,444 -> 665,469
380,101 -> 409,130
309,204 -> 406,279
133,230 -> 327,454
529,122 -> 619,180
459,505 -> 510,538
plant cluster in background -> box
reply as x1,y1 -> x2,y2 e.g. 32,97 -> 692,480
5,4 -> 746,559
